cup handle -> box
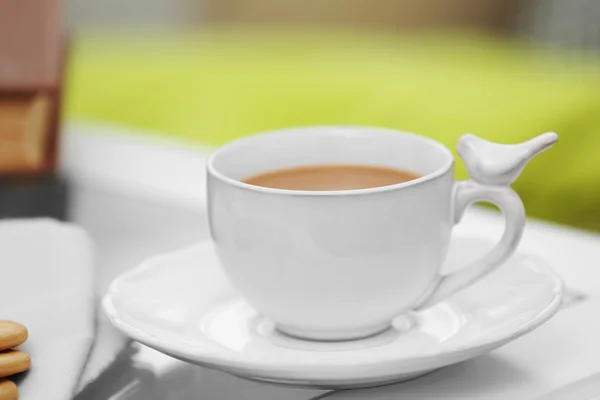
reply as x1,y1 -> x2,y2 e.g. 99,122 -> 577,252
416,132 -> 558,309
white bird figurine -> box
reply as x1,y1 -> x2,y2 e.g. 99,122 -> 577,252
457,132 -> 558,186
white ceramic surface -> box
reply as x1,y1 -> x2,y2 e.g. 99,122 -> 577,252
103,236 -> 563,389
207,126 -> 557,340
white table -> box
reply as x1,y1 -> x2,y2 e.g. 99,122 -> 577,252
64,123 -> 600,400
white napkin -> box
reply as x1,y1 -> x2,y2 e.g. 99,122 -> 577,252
0,219 -> 129,399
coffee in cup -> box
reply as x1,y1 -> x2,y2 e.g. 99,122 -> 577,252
243,164 -> 420,191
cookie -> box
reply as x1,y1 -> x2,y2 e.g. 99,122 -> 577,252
0,321 -> 27,351
0,379 -> 17,400
0,350 -> 30,378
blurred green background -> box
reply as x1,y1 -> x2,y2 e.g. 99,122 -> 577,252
64,0 -> 600,230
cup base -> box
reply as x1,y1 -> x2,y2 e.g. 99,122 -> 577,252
275,321 -> 394,342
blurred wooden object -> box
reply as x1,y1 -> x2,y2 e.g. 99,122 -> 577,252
0,0 -> 65,176
0,94 -> 51,172
204,0 -> 523,32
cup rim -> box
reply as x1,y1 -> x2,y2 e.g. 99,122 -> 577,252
207,125 -> 455,196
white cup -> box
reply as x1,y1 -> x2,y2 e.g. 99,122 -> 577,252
207,126 -> 557,341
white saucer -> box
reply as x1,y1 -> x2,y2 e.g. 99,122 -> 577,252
103,236 -> 563,389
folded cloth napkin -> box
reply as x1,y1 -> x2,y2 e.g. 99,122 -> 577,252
0,219 -> 130,399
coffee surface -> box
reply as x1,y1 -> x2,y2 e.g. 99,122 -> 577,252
243,164 -> 420,191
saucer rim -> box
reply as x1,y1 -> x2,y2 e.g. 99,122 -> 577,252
102,241 -> 564,381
